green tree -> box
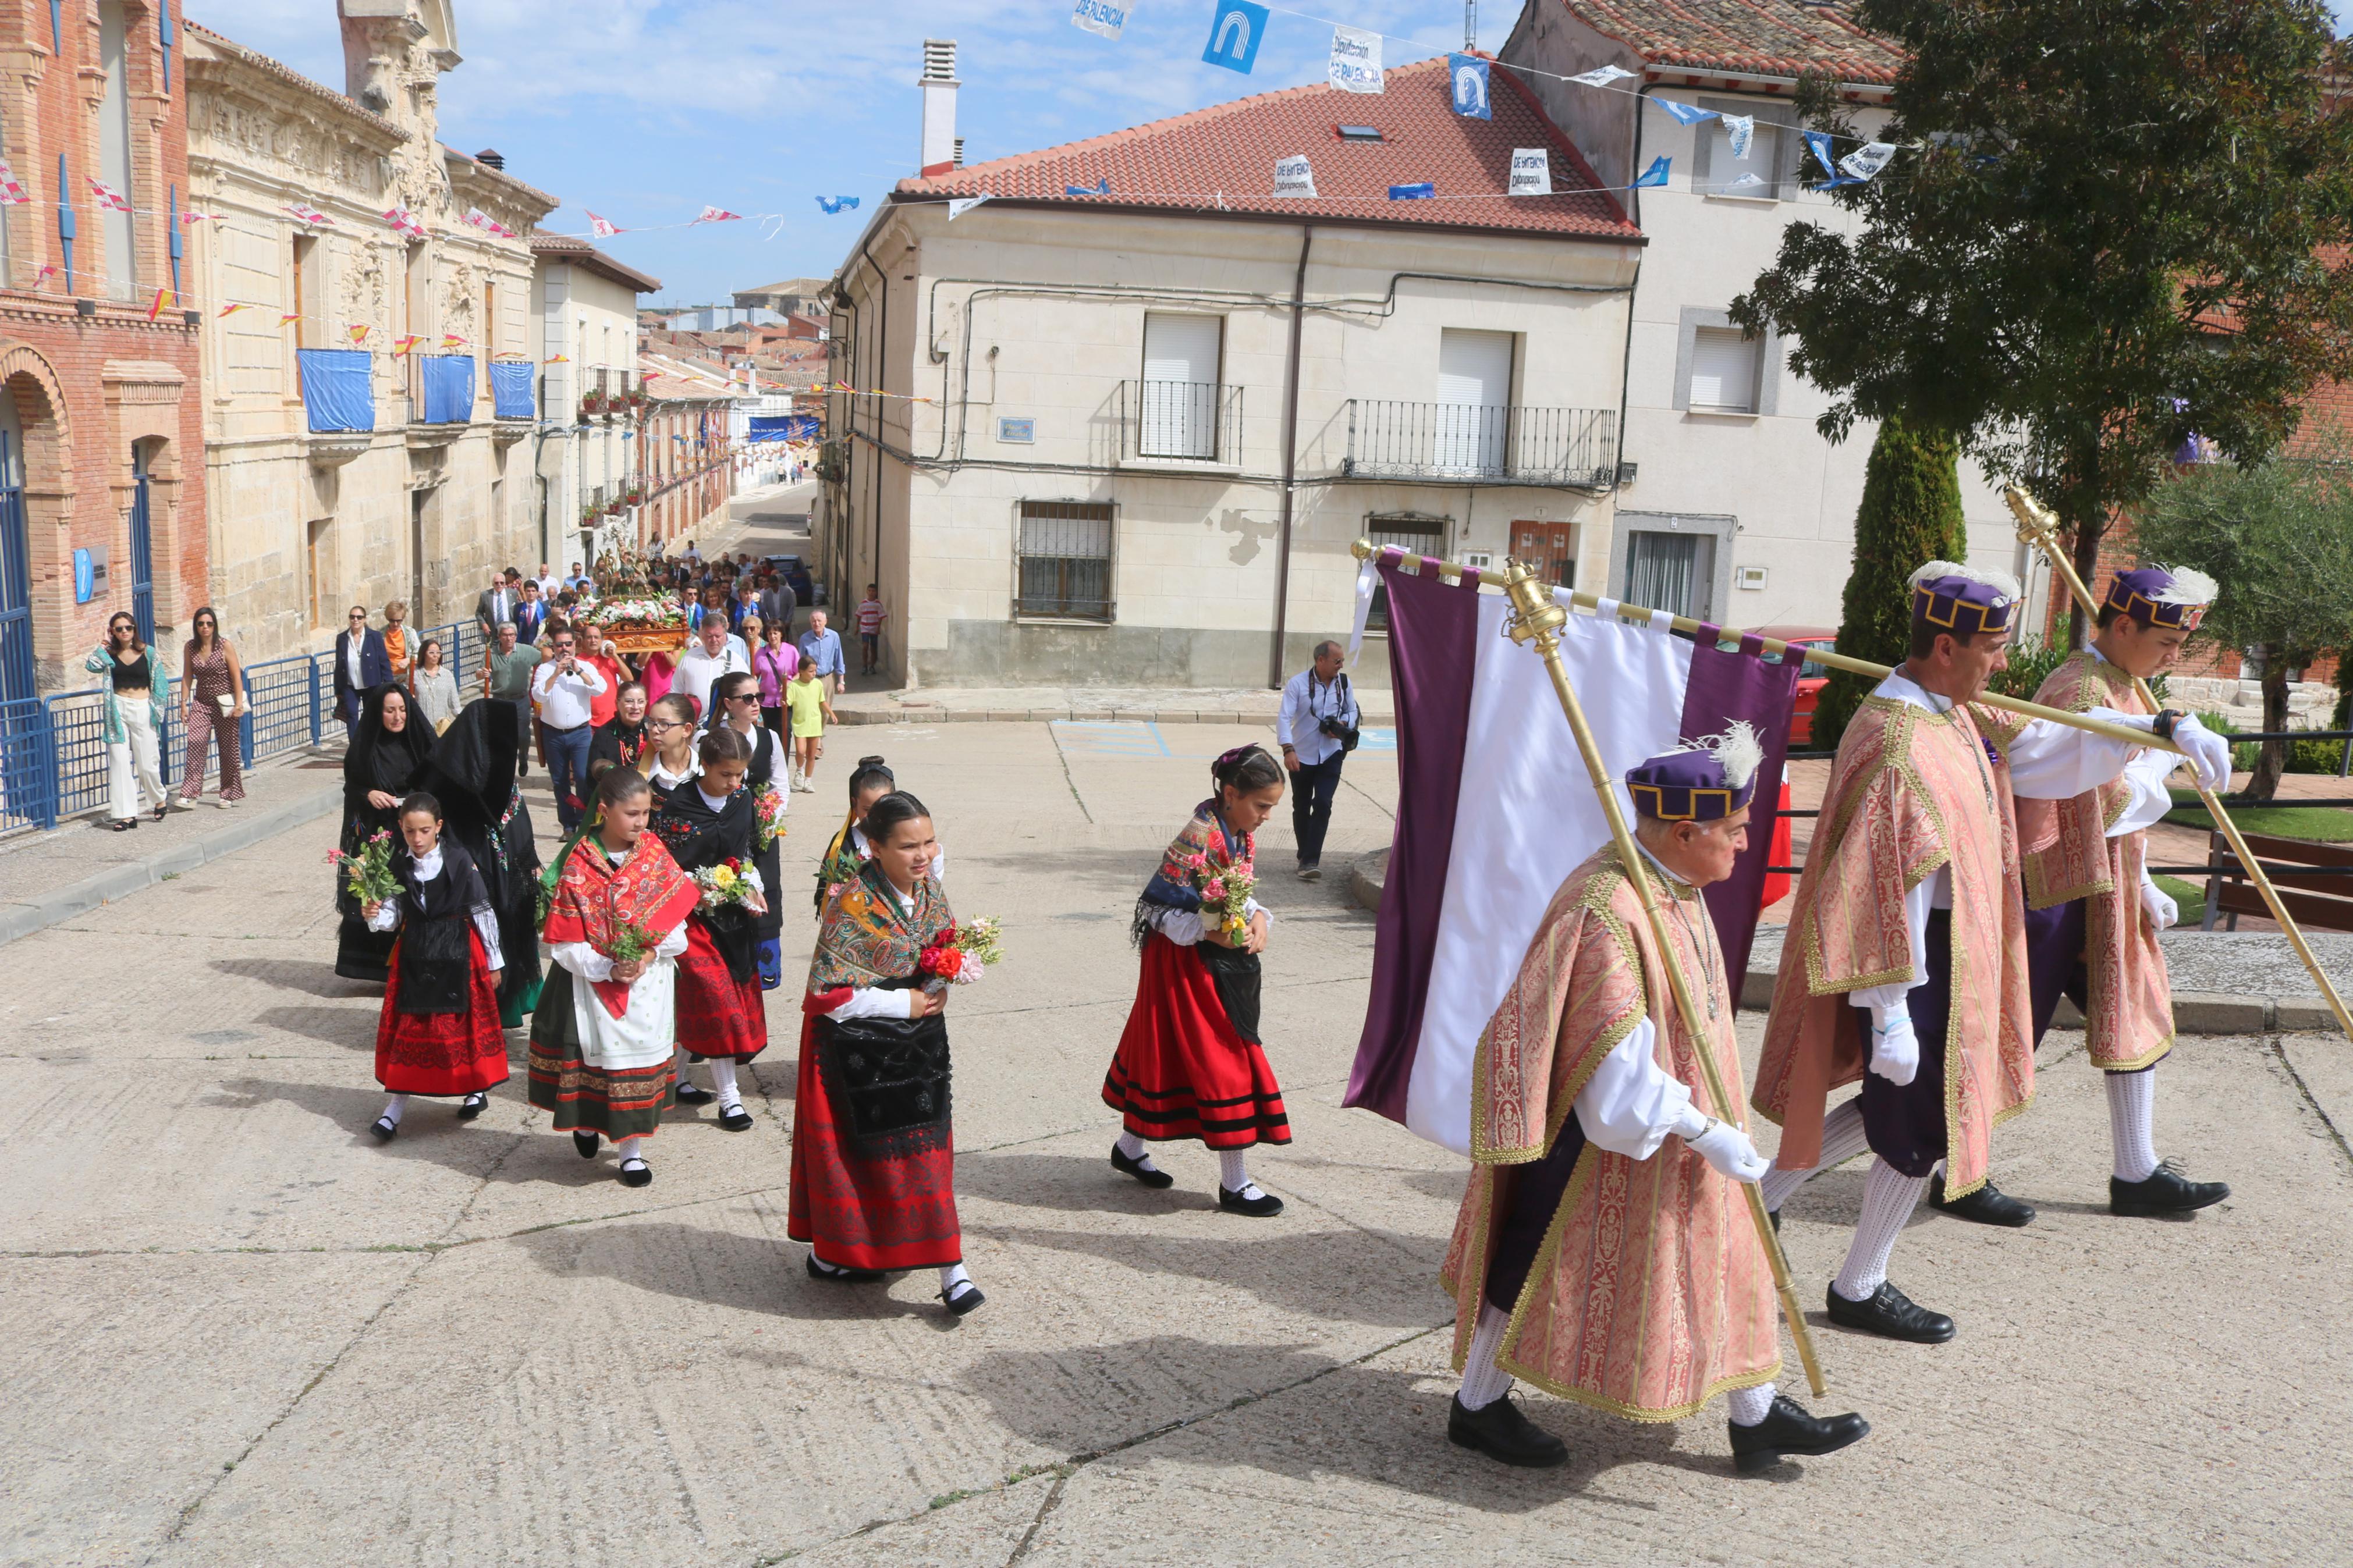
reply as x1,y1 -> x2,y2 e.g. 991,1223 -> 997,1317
2131,458 -> 2353,799
1812,414 -> 1968,748
1732,0 -> 2353,648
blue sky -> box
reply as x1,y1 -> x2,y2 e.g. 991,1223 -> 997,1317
191,1 -> 1512,307
194,1 -> 2353,309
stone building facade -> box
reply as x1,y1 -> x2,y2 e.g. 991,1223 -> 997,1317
184,3 -> 552,661
0,0 -> 207,702
526,232 -> 654,575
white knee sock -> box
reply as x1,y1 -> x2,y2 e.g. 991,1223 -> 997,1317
2105,1069 -> 2161,1183
379,1093 -> 409,1126
673,1047 -> 700,1087
1762,1097 -> 1870,1214
1116,1129 -> 1147,1160
1727,1382 -> 1779,1427
1457,1303 -> 1515,1410
617,1135 -> 646,1165
939,1261 -> 972,1296
710,1057 -> 742,1111
1833,1159 -> 1930,1303
1218,1149 -> 1262,1200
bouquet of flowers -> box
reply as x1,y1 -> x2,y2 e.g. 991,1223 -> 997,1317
327,829 -> 399,908
818,838 -> 863,906
694,858 -> 763,911
1181,852 -> 1254,940
604,922 -> 659,963
753,785 -> 787,851
920,916 -> 1006,983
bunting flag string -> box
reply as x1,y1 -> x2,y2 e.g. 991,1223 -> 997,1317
145,287 -> 173,321
814,196 -> 859,214
1447,53 -> 1490,119
1273,154 -> 1316,197
586,211 -> 622,236
1202,1 -> 1269,74
1328,24 -> 1382,93
382,205 -> 426,239
1069,0 -> 1131,39
694,205 -> 743,223
0,161 -> 29,206
283,203 -> 332,226
88,176 -> 133,213
1653,98 -> 1717,127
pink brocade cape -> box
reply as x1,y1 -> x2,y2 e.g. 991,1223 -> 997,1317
1440,846 -> 1779,1422
1751,696 -> 2036,1199
2019,654 -> 2174,1071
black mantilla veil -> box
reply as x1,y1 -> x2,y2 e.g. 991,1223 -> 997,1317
333,685 -> 434,983
424,698 -> 542,1019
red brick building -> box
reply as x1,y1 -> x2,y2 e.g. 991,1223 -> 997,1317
0,0 -> 205,703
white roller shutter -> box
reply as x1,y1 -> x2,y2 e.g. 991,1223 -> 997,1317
1688,327 -> 1759,412
1436,329 -> 1512,471
1141,313 -> 1223,457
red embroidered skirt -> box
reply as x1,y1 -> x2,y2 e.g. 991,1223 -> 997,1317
1102,934 -> 1290,1150
675,919 -> 768,1059
787,1014 -> 963,1271
374,935 -> 510,1097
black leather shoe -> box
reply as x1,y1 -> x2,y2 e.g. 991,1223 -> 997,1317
1826,1281 -> 1955,1343
717,1104 -> 755,1132
675,1082 -> 717,1105
1219,1184 -> 1284,1217
370,1115 -> 398,1143
456,1092 -> 488,1122
940,1281 -> 986,1317
618,1158 -> 652,1188
2111,1161 -> 2229,1218
1929,1174 -> 2035,1227
805,1254 -> 884,1284
572,1129 -> 601,1160
1729,1394 -> 1871,1473
1111,1143 -> 1174,1189
1448,1394 -> 1568,1468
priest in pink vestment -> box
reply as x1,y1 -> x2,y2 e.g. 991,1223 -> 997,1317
1443,727 -> 1869,1474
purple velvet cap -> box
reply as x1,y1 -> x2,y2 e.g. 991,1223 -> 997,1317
1912,574 -> 2014,637
1626,748 -> 1756,822
2103,567 -> 2209,631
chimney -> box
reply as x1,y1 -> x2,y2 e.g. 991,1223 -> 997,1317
953,137 -> 965,169
919,39 -> 959,178
475,147 -> 505,170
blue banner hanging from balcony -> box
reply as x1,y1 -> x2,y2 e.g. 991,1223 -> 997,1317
488,360 -> 534,419
749,414 -> 819,442
420,353 -> 475,425
297,348 -> 373,434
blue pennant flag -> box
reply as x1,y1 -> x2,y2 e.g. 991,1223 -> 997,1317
1202,0 -> 1269,74
1631,155 -> 1670,189
1803,130 -> 1839,179
1448,54 -> 1490,119
1063,178 -> 1112,197
1816,175 -> 1865,189
1387,182 -> 1435,201
1653,98 -> 1716,127
815,195 -> 860,214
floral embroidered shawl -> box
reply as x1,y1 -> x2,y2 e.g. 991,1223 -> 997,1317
807,858 -> 953,996
541,832 -> 699,1018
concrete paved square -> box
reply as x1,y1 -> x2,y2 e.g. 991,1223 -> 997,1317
0,723 -> 2336,1566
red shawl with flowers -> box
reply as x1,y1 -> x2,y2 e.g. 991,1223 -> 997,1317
541,833 -> 700,1018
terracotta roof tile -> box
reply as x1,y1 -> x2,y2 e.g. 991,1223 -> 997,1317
896,55 -> 1637,242
1559,0 -> 1902,87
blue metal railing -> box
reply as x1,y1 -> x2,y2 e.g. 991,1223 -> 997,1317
1,617 -> 473,835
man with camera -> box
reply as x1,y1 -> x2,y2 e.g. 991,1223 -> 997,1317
1277,639 -> 1361,882
528,621 -> 608,831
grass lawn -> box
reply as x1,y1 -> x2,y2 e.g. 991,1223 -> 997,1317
2163,791 -> 2353,843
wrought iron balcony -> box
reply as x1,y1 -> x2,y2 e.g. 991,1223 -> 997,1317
1343,400 -> 1619,487
1116,379 -> 1243,465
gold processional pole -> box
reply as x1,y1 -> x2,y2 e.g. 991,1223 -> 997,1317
2003,484 -> 2353,1047
1495,557 -> 1829,1399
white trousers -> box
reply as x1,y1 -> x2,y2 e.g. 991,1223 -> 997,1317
108,701 -> 165,820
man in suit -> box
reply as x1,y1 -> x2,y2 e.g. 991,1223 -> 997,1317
475,567 -> 521,643
758,569 -> 796,640
332,605 -> 393,729
513,579 -> 548,647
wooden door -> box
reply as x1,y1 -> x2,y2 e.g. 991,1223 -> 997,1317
1511,521 -> 1575,588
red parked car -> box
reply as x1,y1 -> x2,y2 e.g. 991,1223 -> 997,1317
1754,624 -> 1839,747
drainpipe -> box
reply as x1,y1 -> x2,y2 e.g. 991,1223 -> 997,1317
858,237 -> 889,616
1269,223 -> 1314,689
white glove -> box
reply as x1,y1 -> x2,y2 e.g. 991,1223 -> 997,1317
1683,1114 -> 1771,1183
2169,714 -> 2233,792
1868,1007 -> 1919,1087
2139,871 -> 2179,931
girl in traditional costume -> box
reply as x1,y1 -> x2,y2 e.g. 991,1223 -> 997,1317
362,791 -> 508,1140
1101,745 -> 1289,1215
789,792 -> 985,1315
811,756 -> 947,915
335,685 -> 433,983
650,725 -> 769,1132
421,697 -> 543,1027
644,692 -> 701,796
531,767 -> 700,1187
707,671 -> 789,990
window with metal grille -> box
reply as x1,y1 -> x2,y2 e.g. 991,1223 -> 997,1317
1365,514 -> 1448,628
1016,501 -> 1115,621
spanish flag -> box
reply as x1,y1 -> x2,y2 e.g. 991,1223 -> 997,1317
441,333 -> 467,350
147,287 -> 174,321
393,335 -> 421,356
348,323 -> 370,345
218,303 -> 248,318
279,312 -> 301,326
